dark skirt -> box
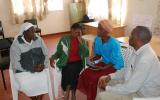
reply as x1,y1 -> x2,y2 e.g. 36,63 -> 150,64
61,60 -> 83,91
77,62 -> 116,100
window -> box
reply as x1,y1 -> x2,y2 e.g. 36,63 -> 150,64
11,0 -> 45,15
48,0 -> 63,11
10,0 -> 48,23
11,0 -> 25,15
87,0 -> 127,25
88,0 -> 109,20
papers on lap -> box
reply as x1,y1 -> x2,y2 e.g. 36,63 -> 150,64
86,57 -> 102,69
86,58 -> 96,68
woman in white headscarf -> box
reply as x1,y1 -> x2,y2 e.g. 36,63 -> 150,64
10,22 -> 49,100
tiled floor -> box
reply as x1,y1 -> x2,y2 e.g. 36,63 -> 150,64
0,33 -> 87,100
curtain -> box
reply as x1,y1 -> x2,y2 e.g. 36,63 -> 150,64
152,1 -> 160,35
48,0 -> 63,11
10,0 -> 48,24
108,0 -> 127,25
74,0 -> 89,15
84,0 -> 126,25
88,0 -> 109,20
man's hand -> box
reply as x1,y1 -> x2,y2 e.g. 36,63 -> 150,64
50,58 -> 55,68
98,75 -> 111,90
34,64 -> 45,72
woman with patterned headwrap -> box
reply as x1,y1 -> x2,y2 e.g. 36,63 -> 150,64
77,20 -> 124,100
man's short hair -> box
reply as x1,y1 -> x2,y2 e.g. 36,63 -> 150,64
133,26 -> 152,44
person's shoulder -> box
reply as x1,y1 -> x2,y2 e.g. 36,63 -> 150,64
33,35 -> 43,42
33,34 -> 40,39
109,36 -> 120,45
11,38 -> 20,50
60,34 -> 70,41
141,45 -> 157,60
61,34 -> 69,39
110,36 -> 118,41
94,35 -> 101,42
95,35 -> 100,39
13,36 -> 22,45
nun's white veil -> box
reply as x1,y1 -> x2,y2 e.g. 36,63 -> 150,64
14,22 -> 34,40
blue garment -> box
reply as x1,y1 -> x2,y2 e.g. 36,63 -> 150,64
94,36 -> 124,70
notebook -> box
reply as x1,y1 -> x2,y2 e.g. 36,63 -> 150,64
86,57 -> 96,68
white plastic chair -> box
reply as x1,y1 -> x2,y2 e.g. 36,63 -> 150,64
49,63 -> 62,99
83,42 -> 134,70
133,97 -> 160,100
120,42 -> 134,67
9,67 -> 54,100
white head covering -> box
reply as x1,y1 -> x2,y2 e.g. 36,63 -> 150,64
18,22 -> 34,36
14,22 -> 34,41
14,22 -> 34,40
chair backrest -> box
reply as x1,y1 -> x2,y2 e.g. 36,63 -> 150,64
83,42 -> 134,69
158,56 -> 160,61
24,18 -> 38,27
120,42 -> 134,67
0,50 -> 10,70
0,38 -> 13,70
0,21 -> 5,39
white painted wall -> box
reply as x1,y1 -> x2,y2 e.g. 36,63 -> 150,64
125,0 -> 159,35
0,0 -> 20,38
39,0 -> 72,35
0,0 -> 72,37
0,0 -> 159,37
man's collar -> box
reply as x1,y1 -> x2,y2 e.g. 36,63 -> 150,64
135,43 -> 150,55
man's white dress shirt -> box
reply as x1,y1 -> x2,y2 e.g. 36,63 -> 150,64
106,44 -> 160,97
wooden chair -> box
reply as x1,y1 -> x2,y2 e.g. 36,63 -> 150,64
158,56 -> 160,61
0,49 -> 10,90
24,18 -> 42,36
0,21 -> 5,39
0,21 -> 12,90
0,38 -> 13,90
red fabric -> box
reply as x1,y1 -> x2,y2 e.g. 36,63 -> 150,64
68,37 -> 81,62
77,62 -> 116,100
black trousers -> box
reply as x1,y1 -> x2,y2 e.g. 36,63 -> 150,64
61,60 -> 83,91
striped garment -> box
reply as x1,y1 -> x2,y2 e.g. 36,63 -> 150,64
10,35 -> 48,73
